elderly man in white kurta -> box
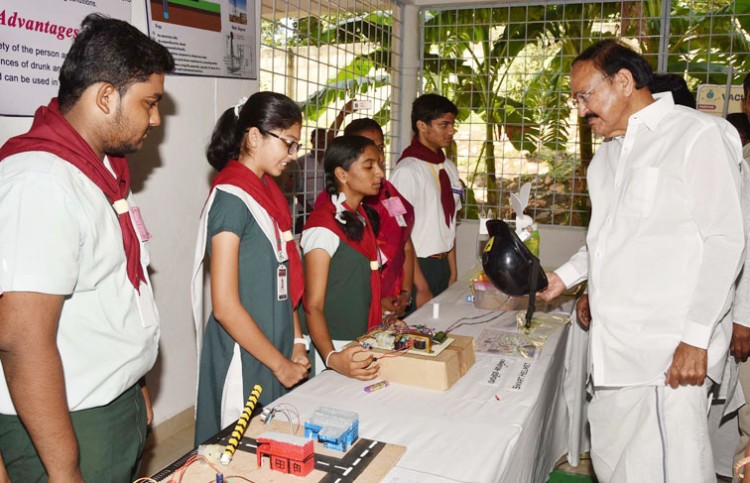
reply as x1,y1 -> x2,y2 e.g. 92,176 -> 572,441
540,40 -> 745,482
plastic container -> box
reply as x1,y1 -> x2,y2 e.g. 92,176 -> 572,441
472,280 -> 528,311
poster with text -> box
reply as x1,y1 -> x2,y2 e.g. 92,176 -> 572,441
0,0 -> 131,116
145,0 -> 256,79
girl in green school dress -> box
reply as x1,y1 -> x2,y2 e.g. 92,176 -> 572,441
191,92 -> 309,444
301,135 -> 385,380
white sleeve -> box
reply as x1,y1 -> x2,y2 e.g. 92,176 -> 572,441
554,245 -> 589,289
0,171 -> 81,294
681,121 -> 745,348
389,160 -> 419,207
300,227 -> 339,257
733,159 -> 750,327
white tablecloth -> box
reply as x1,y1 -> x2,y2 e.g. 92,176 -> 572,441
279,269 -> 589,482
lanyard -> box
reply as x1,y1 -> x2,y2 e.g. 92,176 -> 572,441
428,163 -> 443,187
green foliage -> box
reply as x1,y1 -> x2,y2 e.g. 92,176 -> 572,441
261,0 -> 750,225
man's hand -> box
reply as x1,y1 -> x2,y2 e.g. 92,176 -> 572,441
538,272 -> 566,301
575,294 -> 591,329
731,323 -> 750,362
140,383 -> 154,426
664,342 -> 707,388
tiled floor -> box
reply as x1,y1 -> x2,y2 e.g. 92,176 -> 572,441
137,421 -> 196,478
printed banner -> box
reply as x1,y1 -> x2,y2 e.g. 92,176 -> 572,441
144,0 -> 256,79
697,84 -> 745,116
0,0 -> 131,116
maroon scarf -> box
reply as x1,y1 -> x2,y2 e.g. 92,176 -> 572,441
211,160 -> 304,308
304,194 -> 382,330
398,136 -> 455,226
0,98 -> 146,291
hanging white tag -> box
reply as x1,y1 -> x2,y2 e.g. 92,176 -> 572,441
277,264 -> 288,301
136,284 -> 158,327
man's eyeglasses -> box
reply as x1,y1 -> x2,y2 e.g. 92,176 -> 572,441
259,129 -> 301,155
572,75 -> 610,108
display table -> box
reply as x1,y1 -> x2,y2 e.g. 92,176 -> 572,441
153,267 -> 590,482
274,268 -> 584,483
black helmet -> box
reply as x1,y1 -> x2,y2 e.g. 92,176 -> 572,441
481,219 -> 547,327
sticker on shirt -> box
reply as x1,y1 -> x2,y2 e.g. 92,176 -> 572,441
381,197 -> 407,216
129,206 -> 153,242
277,264 -> 288,301
381,197 -> 408,227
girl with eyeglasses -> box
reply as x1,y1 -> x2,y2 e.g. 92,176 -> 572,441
191,92 -> 310,444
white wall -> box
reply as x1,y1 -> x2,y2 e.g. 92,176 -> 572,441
0,3 -> 259,426
130,4 -> 262,425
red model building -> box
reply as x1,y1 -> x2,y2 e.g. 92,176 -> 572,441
256,431 -> 315,476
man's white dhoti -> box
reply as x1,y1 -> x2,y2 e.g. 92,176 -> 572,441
589,384 -> 714,483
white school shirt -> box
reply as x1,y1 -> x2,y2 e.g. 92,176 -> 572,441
555,93 -> 744,387
0,152 -> 160,413
390,156 -> 462,257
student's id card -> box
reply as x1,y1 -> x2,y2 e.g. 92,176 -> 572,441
277,264 -> 288,301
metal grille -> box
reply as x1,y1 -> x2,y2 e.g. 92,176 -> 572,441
419,0 -> 750,226
259,0 -> 400,232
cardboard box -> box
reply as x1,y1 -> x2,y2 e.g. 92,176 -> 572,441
346,334 -> 475,391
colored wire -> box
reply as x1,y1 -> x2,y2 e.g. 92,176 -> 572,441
445,312 -> 504,333
156,454 -> 222,483
376,340 -> 413,359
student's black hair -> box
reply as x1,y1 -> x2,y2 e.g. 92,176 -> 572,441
650,73 -> 696,109
574,39 -> 654,91
744,73 -> 750,98
727,112 -> 750,146
410,94 -> 458,134
344,118 -> 384,137
58,14 -> 174,112
206,91 -> 303,171
323,135 -> 380,240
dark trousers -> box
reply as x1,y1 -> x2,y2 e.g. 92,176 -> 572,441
0,384 -> 148,483
416,256 -> 451,299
